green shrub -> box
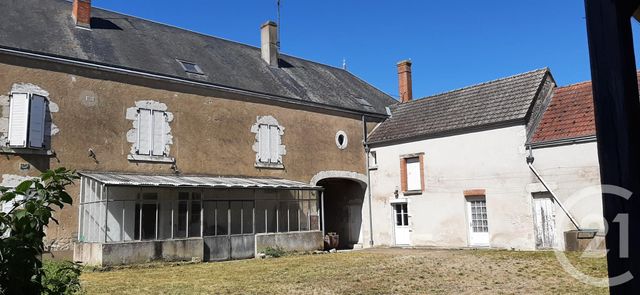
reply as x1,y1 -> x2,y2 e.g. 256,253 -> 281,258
263,246 -> 286,258
0,168 -> 78,295
41,260 -> 83,295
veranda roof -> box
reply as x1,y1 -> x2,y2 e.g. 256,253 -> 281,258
79,172 -> 321,190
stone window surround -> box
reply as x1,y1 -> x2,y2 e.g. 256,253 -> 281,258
251,115 -> 286,169
126,100 -> 174,163
0,83 -> 58,156
335,130 -> 348,150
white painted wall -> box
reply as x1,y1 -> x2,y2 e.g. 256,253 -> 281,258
369,125 -> 537,250
530,141 -> 604,250
368,125 -> 604,251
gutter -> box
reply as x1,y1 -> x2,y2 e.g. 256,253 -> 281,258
526,149 -> 581,230
528,135 -> 597,149
0,46 -> 389,120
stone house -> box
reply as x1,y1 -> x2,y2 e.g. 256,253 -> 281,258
366,62 -> 610,251
0,0 -> 395,265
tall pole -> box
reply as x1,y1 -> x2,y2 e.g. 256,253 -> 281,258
584,0 -> 640,292
276,0 -> 281,49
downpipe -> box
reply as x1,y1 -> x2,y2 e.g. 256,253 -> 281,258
362,115 -> 374,246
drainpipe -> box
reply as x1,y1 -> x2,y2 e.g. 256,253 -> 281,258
362,115 -> 375,246
526,147 -> 581,230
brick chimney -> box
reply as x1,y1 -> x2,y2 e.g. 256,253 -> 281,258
397,60 -> 413,103
261,21 -> 279,67
72,0 -> 92,28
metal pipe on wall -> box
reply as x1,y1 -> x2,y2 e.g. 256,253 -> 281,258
362,115 -> 374,246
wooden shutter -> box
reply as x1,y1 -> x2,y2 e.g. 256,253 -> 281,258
137,109 -> 152,155
151,111 -> 165,156
406,157 -> 421,191
419,154 -> 425,191
258,124 -> 270,162
8,93 -> 30,148
400,158 -> 407,192
28,94 -> 47,148
269,125 -> 279,163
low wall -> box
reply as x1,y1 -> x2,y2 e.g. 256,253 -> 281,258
75,239 -> 204,266
73,242 -> 102,266
564,230 -> 606,252
255,231 -> 323,255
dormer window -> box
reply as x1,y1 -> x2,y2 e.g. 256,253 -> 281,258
177,59 -> 204,75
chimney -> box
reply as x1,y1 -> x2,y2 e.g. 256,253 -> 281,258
72,0 -> 92,28
261,21 -> 279,67
397,60 -> 413,103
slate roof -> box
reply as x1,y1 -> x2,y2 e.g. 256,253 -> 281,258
368,68 -> 550,144
0,0 -> 395,115
530,72 -> 640,144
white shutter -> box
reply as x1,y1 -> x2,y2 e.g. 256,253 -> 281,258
269,125 -> 279,163
8,93 -> 30,148
137,109 -> 152,155
406,157 -> 421,191
258,124 -> 270,162
151,111 -> 165,156
28,95 -> 46,148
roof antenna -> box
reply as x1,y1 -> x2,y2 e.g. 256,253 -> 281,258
342,58 -> 347,70
277,0 -> 281,49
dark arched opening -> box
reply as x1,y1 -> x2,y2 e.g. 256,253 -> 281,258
317,178 -> 366,249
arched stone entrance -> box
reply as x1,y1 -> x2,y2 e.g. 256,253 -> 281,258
311,171 -> 367,249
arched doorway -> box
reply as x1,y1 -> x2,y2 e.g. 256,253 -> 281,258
316,178 -> 366,249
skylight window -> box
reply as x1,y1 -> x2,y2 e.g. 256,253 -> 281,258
355,97 -> 375,110
355,98 -> 373,107
177,59 -> 204,75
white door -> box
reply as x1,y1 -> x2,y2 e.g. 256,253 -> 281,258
467,198 -> 490,246
533,195 -> 556,249
393,203 -> 410,245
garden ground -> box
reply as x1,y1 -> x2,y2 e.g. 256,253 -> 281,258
80,248 -> 608,294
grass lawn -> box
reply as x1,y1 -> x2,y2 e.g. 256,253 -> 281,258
81,248 -> 608,294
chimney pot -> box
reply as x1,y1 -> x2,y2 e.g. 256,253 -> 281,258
397,60 -> 413,103
261,21 -> 279,67
72,0 -> 92,28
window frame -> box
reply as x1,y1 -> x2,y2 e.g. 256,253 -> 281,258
176,59 -> 205,75
252,116 -> 285,169
400,153 -> 425,195
6,92 -> 48,150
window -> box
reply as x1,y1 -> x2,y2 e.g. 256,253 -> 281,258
469,199 -> 489,233
177,59 -> 204,75
252,116 -> 285,168
335,130 -> 348,149
394,203 -> 409,226
401,154 -> 424,193
136,109 -> 167,156
8,93 -> 47,149
369,151 -> 378,169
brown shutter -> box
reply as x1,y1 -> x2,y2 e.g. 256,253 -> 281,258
400,157 -> 408,192
419,154 -> 425,192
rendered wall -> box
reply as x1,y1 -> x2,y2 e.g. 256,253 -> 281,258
0,54 -> 376,250
255,231 -> 323,254
530,141 -> 604,250
369,125 -> 604,251
369,125 -> 538,250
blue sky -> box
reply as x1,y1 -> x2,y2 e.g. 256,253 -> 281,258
94,1 -> 640,100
